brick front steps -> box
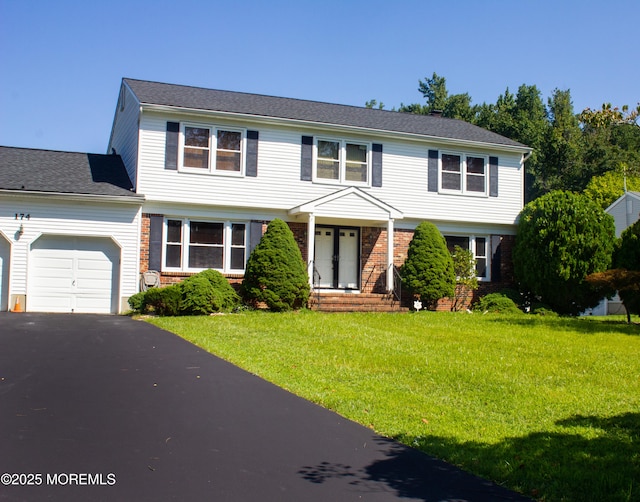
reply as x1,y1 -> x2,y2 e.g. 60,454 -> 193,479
309,292 -> 407,313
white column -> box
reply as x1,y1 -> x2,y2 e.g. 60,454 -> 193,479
387,218 -> 394,292
307,213 -> 315,289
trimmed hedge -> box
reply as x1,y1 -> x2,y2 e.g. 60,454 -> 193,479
128,269 -> 241,316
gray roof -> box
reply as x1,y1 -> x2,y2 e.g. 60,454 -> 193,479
0,146 -> 141,199
124,78 -> 529,150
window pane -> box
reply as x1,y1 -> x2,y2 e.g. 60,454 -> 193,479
317,160 -> 339,179
166,244 -> 182,268
185,127 -> 210,148
476,237 -> 487,257
346,143 -> 367,163
467,174 -> 485,192
345,163 -> 367,182
231,224 -> 245,246
445,236 -> 469,254
189,246 -> 223,269
476,258 -> 487,278
467,157 -> 485,174
230,247 -> 245,270
190,222 -> 223,245
442,172 -> 461,191
318,140 -> 339,160
217,130 -> 241,151
216,150 -> 241,171
184,148 -> 209,169
167,220 -> 182,243
442,154 -> 461,172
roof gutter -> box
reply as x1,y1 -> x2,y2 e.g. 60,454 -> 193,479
0,189 -> 145,204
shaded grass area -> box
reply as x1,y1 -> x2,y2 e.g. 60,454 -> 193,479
147,312 -> 640,501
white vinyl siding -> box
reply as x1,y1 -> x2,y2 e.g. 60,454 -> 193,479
108,84 -> 140,188
136,111 -> 525,226
0,196 -> 141,313
0,233 -> 9,311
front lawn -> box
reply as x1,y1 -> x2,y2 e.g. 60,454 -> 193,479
147,311 -> 640,502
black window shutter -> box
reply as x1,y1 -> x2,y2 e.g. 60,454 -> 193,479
489,156 -> 499,197
428,149 -> 439,192
249,221 -> 264,256
490,235 -> 502,282
372,143 -> 383,187
149,215 -> 164,271
246,130 -> 259,177
301,136 -> 313,181
165,122 -> 179,170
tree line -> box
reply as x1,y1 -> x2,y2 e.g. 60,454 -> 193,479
367,72 -> 640,205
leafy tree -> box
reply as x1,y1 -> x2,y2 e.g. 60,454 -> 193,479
241,219 -> 310,311
513,191 -> 616,315
583,167 -> 640,209
450,245 -> 478,312
539,89 -> 585,192
399,72 -> 476,120
400,221 -> 455,309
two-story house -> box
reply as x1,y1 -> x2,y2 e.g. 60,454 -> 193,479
0,78 -> 531,313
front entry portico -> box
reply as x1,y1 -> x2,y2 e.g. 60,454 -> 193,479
289,187 -> 403,293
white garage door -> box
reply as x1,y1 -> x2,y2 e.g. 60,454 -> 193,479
0,235 -> 9,312
29,235 -> 120,314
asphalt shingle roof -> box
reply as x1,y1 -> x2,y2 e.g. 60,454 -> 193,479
124,78 -> 529,150
0,146 -> 141,198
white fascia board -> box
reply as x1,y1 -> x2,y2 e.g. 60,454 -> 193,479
140,103 -> 533,156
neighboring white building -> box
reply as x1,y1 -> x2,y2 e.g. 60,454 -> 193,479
590,191 -> 640,316
1,78 -> 533,313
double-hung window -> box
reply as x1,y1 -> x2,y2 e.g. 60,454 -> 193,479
445,235 -> 490,280
316,139 -> 369,185
163,219 -> 247,273
181,124 -> 244,174
440,153 -> 487,195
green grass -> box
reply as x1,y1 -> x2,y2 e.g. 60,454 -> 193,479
147,311 -> 640,502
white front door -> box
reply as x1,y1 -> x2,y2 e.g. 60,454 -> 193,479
28,235 -> 120,314
314,226 -> 360,289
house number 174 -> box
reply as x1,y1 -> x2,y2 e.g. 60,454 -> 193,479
14,213 -> 31,220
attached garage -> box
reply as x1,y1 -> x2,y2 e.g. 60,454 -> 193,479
28,235 -> 121,314
0,233 -> 9,311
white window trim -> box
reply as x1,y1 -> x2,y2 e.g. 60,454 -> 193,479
446,234 -> 491,282
312,137 -> 371,187
178,123 -> 246,176
162,218 -> 247,273
439,151 -> 488,196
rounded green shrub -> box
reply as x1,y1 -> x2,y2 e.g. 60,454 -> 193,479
144,285 -> 181,316
615,218 -> 640,316
180,269 -> 241,315
128,291 -> 147,313
241,219 -> 310,311
474,293 -> 522,314
400,221 -> 455,309
513,190 -> 615,315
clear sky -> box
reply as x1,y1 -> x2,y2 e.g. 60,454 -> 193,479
1,0 -> 638,154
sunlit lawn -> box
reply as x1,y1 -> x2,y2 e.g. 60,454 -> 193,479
147,311 -> 640,502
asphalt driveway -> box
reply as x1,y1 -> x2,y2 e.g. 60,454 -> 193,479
0,313 -> 531,501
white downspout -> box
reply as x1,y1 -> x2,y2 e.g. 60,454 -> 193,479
307,213 -> 315,289
387,218 -> 394,292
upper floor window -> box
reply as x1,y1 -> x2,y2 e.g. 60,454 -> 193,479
316,139 -> 369,185
164,218 -> 246,273
181,124 -> 244,174
445,235 -> 489,280
440,153 -> 487,195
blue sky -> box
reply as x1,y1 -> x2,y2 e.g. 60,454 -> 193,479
1,0 -> 638,154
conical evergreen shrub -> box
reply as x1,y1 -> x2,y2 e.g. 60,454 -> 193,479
400,221 -> 455,309
241,219 -> 310,311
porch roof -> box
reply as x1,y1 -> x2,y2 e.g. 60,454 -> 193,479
289,187 -> 403,222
